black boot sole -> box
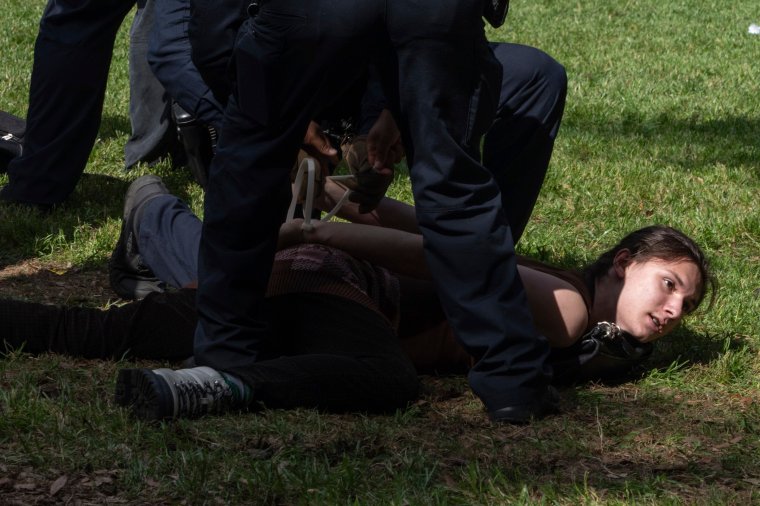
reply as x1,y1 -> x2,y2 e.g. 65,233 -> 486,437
115,369 -> 175,421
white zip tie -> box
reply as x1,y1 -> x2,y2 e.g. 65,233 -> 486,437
286,157 -> 352,230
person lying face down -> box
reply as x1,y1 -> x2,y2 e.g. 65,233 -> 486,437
269,185 -> 715,389
280,178 -> 715,349
0,176 -> 715,420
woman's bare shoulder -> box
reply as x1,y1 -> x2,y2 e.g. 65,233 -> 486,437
517,264 -> 589,347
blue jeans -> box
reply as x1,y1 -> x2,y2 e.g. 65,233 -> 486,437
137,194 -> 200,288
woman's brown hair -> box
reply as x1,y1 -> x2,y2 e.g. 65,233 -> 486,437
583,225 -> 717,313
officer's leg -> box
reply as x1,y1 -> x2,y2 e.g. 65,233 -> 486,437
193,4 -> 375,373
186,0 -> 248,106
125,0 -> 178,170
2,0 -> 137,206
388,1 -> 553,414
484,43 -> 567,243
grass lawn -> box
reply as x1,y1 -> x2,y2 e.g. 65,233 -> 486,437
1,0 -> 759,504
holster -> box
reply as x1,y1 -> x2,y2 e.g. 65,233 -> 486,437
172,103 -> 217,188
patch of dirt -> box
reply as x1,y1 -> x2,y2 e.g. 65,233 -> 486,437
0,466 -> 131,505
0,258 -> 116,307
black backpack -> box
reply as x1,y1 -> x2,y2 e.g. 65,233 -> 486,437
0,111 -> 25,173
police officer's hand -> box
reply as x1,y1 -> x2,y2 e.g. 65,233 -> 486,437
367,109 -> 404,170
341,110 -> 402,214
302,120 -> 339,168
338,136 -> 392,214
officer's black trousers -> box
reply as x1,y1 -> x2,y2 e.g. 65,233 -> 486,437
194,0 -> 556,412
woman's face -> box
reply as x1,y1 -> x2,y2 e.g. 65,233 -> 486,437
614,255 -> 702,342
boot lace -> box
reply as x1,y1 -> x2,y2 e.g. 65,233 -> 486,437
173,377 -> 233,417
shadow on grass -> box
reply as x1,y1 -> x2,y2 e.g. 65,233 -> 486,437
564,110 -> 760,177
408,376 -> 760,500
648,326 -> 754,369
0,170 -> 197,269
1,351 -> 757,503
99,114 -> 132,141
516,248 -> 590,273
0,174 -> 127,268
504,388 -> 760,500
0,261 -> 113,306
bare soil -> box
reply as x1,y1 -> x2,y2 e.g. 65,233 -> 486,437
0,259 -> 114,306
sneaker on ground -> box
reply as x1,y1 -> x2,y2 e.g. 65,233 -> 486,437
115,366 -> 234,421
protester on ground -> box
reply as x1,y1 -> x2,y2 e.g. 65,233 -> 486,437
0,175 -> 715,421
184,1 -> 566,425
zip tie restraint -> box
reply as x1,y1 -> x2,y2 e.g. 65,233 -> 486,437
286,157 -> 352,230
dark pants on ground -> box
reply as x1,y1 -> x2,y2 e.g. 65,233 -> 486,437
0,291 -> 418,412
193,0 -> 553,413
0,0 -> 171,206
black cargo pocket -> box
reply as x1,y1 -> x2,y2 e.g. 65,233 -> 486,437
464,44 -> 501,148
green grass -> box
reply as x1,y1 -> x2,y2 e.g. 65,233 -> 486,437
1,0 -> 759,503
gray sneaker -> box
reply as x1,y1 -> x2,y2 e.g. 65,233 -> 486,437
115,366 -> 233,421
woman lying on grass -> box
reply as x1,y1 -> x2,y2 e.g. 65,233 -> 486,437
0,175 -> 715,421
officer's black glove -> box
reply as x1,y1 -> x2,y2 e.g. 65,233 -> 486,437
339,136 -> 394,214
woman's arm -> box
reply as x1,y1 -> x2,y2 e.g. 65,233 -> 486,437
280,223 -> 588,346
319,178 -> 421,233
279,218 -> 430,279
305,180 -> 591,347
